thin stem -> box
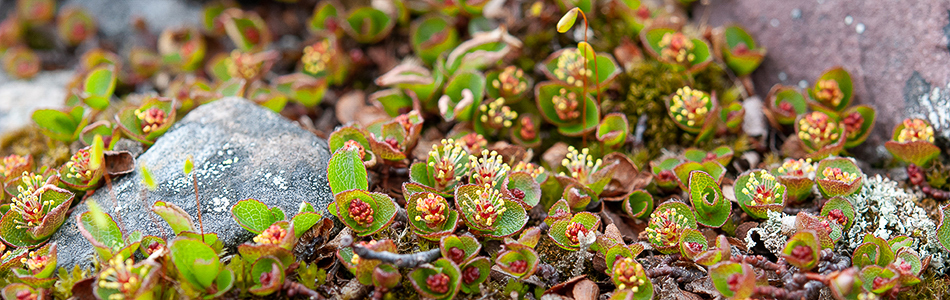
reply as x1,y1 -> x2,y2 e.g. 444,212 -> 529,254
576,9 -> 601,148
193,172 -> 205,243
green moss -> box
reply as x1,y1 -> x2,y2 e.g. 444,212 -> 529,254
0,125 -> 72,169
905,270 -> 950,299
603,61 -> 730,159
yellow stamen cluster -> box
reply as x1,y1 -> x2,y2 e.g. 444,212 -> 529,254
644,207 -> 690,248
64,149 -> 95,181
492,66 -> 528,96
479,98 -> 518,129
658,32 -> 695,64
10,172 -> 52,229
669,86 -> 710,127
613,257 -> 646,292
460,184 -> 507,228
20,250 -> 49,273
559,146 -> 602,184
428,139 -> 470,190
302,39 -> 332,75
350,240 -> 378,265
552,88 -> 581,120
552,49 -> 592,87
225,50 -> 262,80
97,255 -> 149,299
821,167 -> 858,184
897,118 -> 935,143
134,107 -> 167,133
0,154 -> 27,177
741,170 -> 783,205
798,112 -> 840,147
815,79 -> 844,107
512,161 -> 545,181
414,193 -> 447,227
252,224 -> 287,245
776,159 -> 815,177
468,150 -> 511,187
459,133 -> 488,154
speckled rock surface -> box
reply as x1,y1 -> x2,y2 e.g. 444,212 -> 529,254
697,0 -> 950,156
49,97 -> 333,269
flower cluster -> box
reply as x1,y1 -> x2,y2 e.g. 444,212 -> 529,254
348,198 -> 375,226
512,161 -> 545,181
842,111 -> 864,139
798,111 -> 840,147
741,170 -> 782,206
134,107 -> 167,134
20,250 -> 50,274
552,49 -> 592,87
97,256 -> 150,299
459,184 -> 507,228
613,257 -> 647,292
225,50 -> 262,80
478,98 -> 518,129
776,158 -> 815,177
645,207 -> 691,249
414,193 -> 448,227
658,32 -> 695,63
517,117 -> 537,140
896,118 -> 935,143
9,174 -> 51,228
814,79 -> 844,107
468,150 -> 510,187
0,154 -> 27,177
551,87 -> 581,120
560,146 -> 602,184
564,221 -> 589,245
428,139 -> 470,190
302,39 -> 332,75
821,168 -> 859,184
64,149 -> 95,181
491,66 -> 528,96
669,86 -> 710,127
252,224 -> 287,245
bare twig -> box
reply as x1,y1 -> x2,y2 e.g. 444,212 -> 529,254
193,172 -> 205,243
284,280 -> 322,300
341,234 -> 441,268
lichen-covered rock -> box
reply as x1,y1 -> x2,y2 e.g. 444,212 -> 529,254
843,175 -> 949,274
49,97 -> 333,269
0,71 -> 71,134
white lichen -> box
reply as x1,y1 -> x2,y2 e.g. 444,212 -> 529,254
844,175 -> 949,274
747,210 -> 796,254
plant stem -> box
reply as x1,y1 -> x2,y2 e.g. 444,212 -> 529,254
341,233 -> 441,268
576,9 -> 601,147
193,172 -> 205,243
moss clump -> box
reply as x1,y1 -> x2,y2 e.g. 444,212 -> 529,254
603,61 -> 730,158
904,270 -> 950,299
0,125 -> 72,169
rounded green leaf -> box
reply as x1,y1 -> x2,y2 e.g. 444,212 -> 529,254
230,198 -> 276,234
83,65 -> 117,110
152,201 -> 195,234
408,258 -> 461,300
596,113 -> 629,148
766,85 -> 807,125
687,171 -> 730,228
623,189 -> 653,219
808,67 -> 853,111
327,145 -> 369,195
333,190 -> 398,236
170,237 -> 222,290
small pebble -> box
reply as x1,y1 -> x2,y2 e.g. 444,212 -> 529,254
770,19 -> 780,27
791,9 -> 802,19
856,23 -> 865,34
845,15 -> 853,25
778,72 -> 788,81
798,80 -> 808,88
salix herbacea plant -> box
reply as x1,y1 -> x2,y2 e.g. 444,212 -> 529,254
734,169 -> 786,219
406,191 -> 459,240
815,156 -> 864,198
802,67 -> 877,149
0,171 -> 74,248
455,183 -> 527,238
765,84 -> 808,127
1,46 -> 39,79
58,135 -> 106,191
547,206 -> 601,251
116,96 -> 176,145
157,26 -> 206,72
326,141 -> 398,236
851,234 -> 924,295
666,86 -> 719,142
495,241 -> 540,280
408,258 -> 462,300
336,239 -> 398,286
687,170 -> 731,228
715,25 -> 765,77
645,201 -> 697,254
796,111 -> 846,159
771,158 -> 816,204
11,242 -> 57,288
437,234 -> 491,293
610,256 -> 653,300
410,138 -> 470,196
558,146 -> 614,196
885,118 -> 941,167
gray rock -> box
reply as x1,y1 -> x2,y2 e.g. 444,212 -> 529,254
696,0 -> 950,158
49,97 -> 334,269
0,70 -> 72,135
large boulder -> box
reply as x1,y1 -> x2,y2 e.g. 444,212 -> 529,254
698,0 -> 950,155
49,97 -> 334,269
